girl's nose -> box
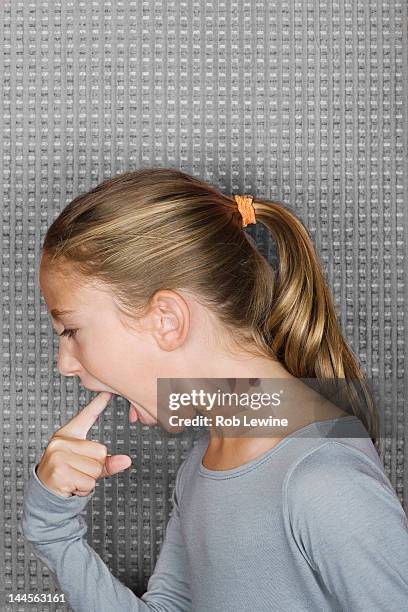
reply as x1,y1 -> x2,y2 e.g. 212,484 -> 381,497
57,345 -> 82,377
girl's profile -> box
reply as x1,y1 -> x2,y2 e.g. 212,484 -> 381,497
20,167 -> 408,611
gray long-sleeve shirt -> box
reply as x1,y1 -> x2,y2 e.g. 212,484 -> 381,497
20,415 -> 408,611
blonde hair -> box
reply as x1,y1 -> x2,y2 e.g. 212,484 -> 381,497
42,167 -> 379,442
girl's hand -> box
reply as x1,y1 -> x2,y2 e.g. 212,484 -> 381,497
36,392 -> 132,498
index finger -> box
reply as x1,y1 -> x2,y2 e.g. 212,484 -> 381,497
57,392 -> 112,440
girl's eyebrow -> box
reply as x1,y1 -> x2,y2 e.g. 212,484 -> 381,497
51,308 -> 76,319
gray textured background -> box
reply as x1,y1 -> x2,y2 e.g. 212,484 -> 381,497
1,1 -> 407,610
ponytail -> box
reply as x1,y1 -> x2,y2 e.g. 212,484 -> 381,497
250,198 -> 379,443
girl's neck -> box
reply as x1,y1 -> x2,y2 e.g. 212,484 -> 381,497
194,353 -> 347,466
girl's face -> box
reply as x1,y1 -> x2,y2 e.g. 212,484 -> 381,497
38,256 -> 180,427
39,254 -> 272,432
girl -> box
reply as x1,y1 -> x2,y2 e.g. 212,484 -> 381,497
20,168 -> 408,611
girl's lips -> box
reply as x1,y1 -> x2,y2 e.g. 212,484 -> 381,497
83,390 -> 151,425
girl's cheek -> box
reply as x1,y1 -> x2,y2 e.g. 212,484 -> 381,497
79,339 -> 121,379
73,342 -> 103,376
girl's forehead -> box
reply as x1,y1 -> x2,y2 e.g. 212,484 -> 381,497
40,257 -> 90,293
39,265 -> 80,300
40,269 -> 116,317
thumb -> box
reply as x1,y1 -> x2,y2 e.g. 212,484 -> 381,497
100,454 -> 132,478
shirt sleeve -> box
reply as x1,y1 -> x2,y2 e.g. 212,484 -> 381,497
285,440 -> 408,611
19,461 -> 192,612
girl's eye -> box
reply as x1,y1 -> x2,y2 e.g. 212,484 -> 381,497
59,328 -> 78,339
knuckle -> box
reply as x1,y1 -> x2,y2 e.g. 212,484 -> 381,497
48,449 -> 66,468
53,425 -> 68,439
87,477 -> 97,491
52,462 -> 67,482
97,462 -> 106,477
47,437 -> 65,453
87,461 -> 101,479
95,443 -> 108,460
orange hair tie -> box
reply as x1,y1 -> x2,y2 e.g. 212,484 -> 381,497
233,194 -> 256,228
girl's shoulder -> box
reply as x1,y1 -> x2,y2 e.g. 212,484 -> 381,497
282,438 -> 408,601
283,436 -> 405,523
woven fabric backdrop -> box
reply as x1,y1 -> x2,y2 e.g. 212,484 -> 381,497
1,1 -> 407,611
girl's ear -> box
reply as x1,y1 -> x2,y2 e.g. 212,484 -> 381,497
150,290 -> 191,351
